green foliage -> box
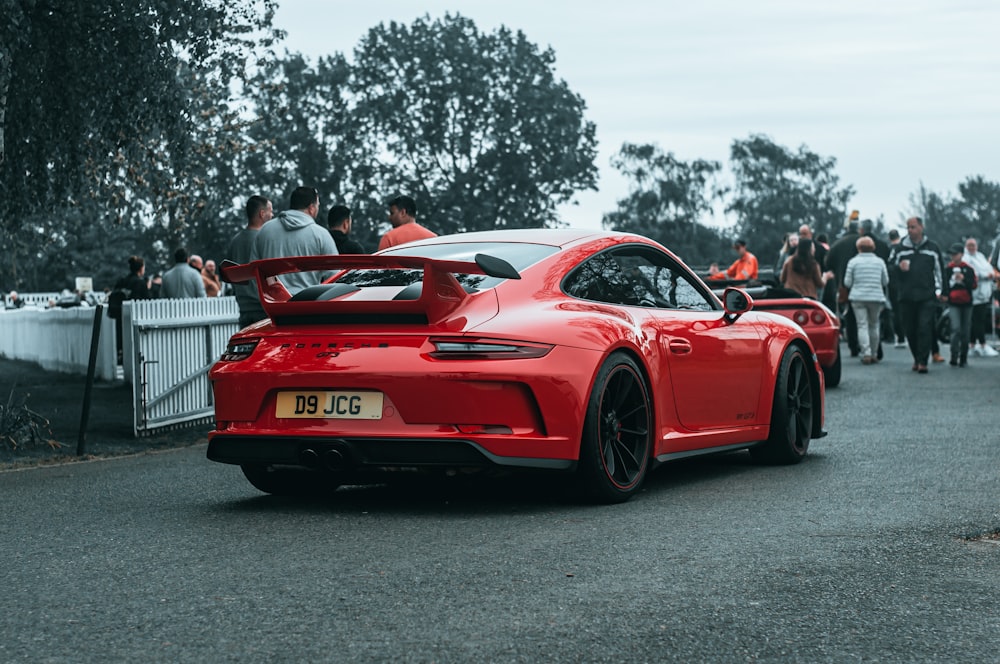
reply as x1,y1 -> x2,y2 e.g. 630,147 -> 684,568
228,13 -> 600,250
727,134 -> 854,266
350,14 -> 598,234
906,177 -> 1000,252
602,143 -> 729,265
0,0 -> 280,290
238,52 -> 384,249
7,4 -> 1000,295
3,9 -> 599,290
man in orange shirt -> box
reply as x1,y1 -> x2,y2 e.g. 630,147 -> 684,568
709,239 -> 759,281
378,195 -> 437,251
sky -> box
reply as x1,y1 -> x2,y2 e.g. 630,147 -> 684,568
271,0 -> 1000,233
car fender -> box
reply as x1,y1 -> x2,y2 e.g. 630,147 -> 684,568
754,316 -> 825,436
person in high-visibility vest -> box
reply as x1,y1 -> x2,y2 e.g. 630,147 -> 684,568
709,239 -> 759,281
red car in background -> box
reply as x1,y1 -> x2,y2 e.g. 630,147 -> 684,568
208,229 -> 826,503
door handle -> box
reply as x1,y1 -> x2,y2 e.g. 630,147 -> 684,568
667,339 -> 692,354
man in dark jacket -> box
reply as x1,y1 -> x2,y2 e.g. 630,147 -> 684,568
110,255 -> 152,364
826,219 -> 861,356
860,219 -> 890,261
887,216 -> 943,373
327,205 -> 366,254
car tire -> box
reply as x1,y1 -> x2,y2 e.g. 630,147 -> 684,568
576,352 -> 652,504
240,464 -> 340,497
823,345 -> 842,388
751,345 -> 812,465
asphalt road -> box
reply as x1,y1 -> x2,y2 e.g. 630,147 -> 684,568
2,342 -> 999,662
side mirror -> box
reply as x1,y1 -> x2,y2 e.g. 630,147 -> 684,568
723,287 -> 753,323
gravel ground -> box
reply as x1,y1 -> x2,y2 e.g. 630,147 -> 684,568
0,358 -> 208,468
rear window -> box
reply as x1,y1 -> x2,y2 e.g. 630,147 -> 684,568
337,242 -> 558,291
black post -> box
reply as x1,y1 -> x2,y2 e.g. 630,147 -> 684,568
77,304 -> 104,456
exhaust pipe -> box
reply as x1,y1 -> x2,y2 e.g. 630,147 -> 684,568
323,447 -> 347,472
299,447 -> 321,468
299,442 -> 351,471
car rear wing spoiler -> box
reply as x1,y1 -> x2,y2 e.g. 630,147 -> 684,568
219,253 -> 520,325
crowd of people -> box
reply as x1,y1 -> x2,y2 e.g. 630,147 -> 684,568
101,189 -> 437,329
3,189 -> 437,319
766,210 -> 1000,373
11,195 -> 1000,376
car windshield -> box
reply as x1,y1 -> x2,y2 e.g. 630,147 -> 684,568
337,242 -> 559,291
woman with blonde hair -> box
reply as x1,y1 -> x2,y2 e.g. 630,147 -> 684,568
843,236 -> 889,364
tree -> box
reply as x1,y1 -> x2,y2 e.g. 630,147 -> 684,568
906,176 -> 1000,255
0,0 -> 280,290
349,14 -> 598,234
602,143 -> 728,265
727,134 -> 854,268
3,10 -> 601,290
238,52 -> 386,251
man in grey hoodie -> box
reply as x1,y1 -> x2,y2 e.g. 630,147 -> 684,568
250,186 -> 338,294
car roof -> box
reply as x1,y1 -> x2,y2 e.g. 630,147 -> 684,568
380,227 -> 631,251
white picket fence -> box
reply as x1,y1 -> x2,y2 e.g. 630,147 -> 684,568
124,298 -> 239,435
1,296 -> 239,436
3,292 -> 60,308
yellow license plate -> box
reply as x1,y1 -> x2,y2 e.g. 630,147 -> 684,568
275,391 -> 384,419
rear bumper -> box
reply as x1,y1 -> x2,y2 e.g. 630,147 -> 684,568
814,342 -> 839,368
207,435 -> 575,472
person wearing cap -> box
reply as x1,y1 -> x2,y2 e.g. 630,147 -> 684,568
942,243 -> 977,367
887,216 -> 943,373
708,239 -> 758,281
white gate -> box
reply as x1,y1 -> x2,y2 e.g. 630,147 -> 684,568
125,298 -> 239,436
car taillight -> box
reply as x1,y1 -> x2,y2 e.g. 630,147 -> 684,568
811,310 -> 828,325
793,311 -> 809,326
220,338 -> 260,361
428,337 -> 553,360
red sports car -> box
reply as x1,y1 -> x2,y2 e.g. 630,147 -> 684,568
208,229 -> 825,503
707,278 -> 842,388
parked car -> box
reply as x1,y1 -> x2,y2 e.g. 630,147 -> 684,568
208,229 -> 826,503
706,274 -> 842,388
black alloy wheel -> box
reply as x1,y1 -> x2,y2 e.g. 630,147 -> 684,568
578,352 -> 652,503
752,346 -> 813,464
